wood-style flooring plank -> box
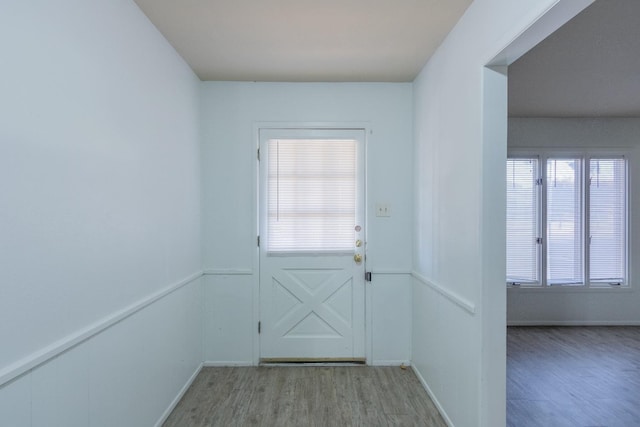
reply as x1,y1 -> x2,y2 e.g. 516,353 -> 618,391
507,326 -> 640,427
164,366 -> 446,427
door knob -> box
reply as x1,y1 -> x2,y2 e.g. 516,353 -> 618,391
354,254 -> 362,263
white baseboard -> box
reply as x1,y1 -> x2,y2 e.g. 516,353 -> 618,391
203,268 -> 253,275
371,359 -> 411,367
508,320 -> 640,326
203,361 -> 255,367
411,365 -> 454,427
155,362 -> 203,427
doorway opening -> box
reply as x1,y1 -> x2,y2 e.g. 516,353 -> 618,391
484,0 -> 639,425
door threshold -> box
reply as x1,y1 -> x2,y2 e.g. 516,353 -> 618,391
260,357 -> 366,366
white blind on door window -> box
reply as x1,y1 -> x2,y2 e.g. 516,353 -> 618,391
267,139 -> 356,252
589,158 -> 626,283
546,158 -> 583,285
506,158 -> 540,283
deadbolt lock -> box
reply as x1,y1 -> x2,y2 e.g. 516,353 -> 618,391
355,240 -> 362,247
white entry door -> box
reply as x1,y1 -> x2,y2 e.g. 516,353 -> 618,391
259,128 -> 366,362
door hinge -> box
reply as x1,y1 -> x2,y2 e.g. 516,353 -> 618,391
536,237 -> 542,244
257,236 -> 260,247
258,321 -> 261,334
365,272 -> 372,282
536,178 -> 543,186
257,148 -> 260,161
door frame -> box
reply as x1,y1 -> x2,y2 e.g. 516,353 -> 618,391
251,122 -> 372,365
481,1 -> 594,424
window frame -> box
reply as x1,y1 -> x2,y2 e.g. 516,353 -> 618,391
586,154 -> 628,287
507,148 -> 630,291
258,127 -> 366,257
506,155 -> 542,286
544,154 -> 585,287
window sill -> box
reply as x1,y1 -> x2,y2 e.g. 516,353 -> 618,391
507,285 -> 633,293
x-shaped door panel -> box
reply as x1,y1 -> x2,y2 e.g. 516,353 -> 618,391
271,269 -> 353,340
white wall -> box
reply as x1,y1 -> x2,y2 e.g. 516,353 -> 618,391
508,118 -> 640,325
200,82 -> 413,365
412,1 -> 592,426
0,279 -> 202,427
0,1 -> 203,425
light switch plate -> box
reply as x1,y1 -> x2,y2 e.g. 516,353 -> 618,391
375,203 -> 391,217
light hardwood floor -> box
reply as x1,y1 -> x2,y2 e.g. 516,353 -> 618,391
508,326 -> 640,427
163,366 -> 447,427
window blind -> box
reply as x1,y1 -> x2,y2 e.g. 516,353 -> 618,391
589,158 -> 626,283
546,158 -> 583,285
267,139 -> 356,252
506,158 -> 539,284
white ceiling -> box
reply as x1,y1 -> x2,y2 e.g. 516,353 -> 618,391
509,0 -> 640,117
133,0 -> 472,82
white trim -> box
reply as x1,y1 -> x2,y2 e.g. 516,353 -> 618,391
154,362 -> 203,427
370,269 -> 412,275
253,121 -> 372,133
411,365 -> 454,427
203,361 -> 255,367
507,149 -> 630,289
256,124 -> 370,364
411,271 -> 476,316
508,320 -> 640,326
371,359 -> 411,367
0,271 -> 203,387
365,280 -> 373,365
486,0 -> 594,66
203,268 -> 254,275
253,124 -> 261,366
507,285 -> 633,293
